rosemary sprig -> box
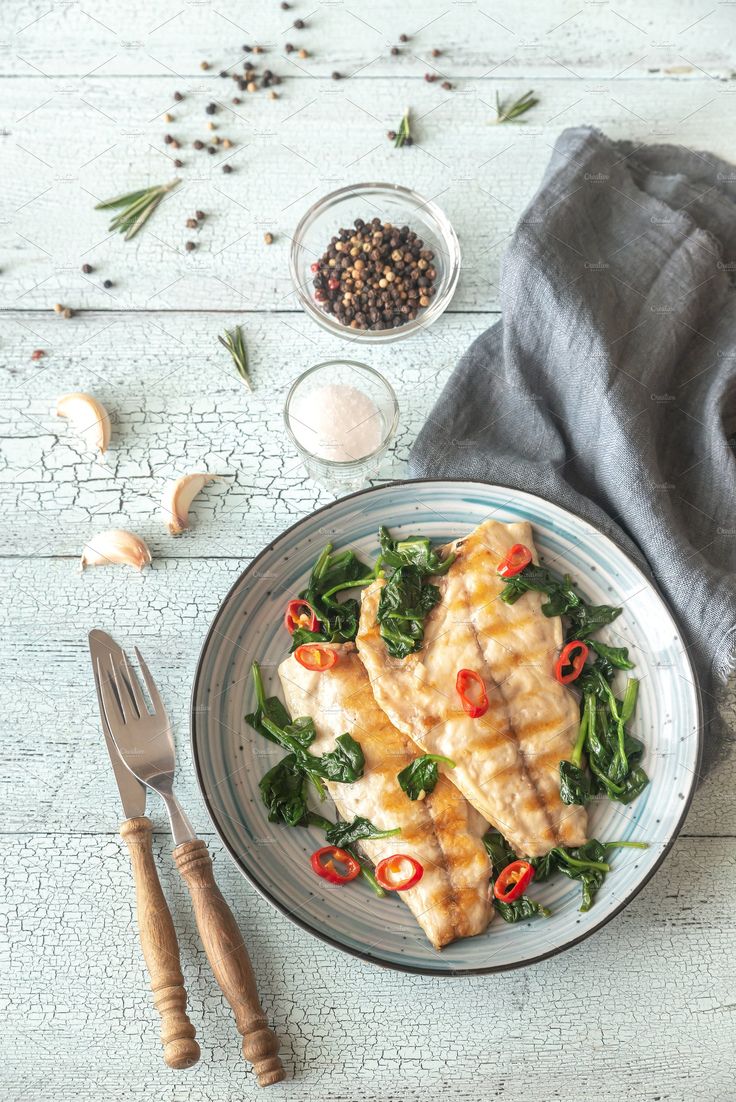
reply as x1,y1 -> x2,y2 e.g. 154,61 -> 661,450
218,325 -> 252,390
394,108 -> 412,148
95,179 -> 180,241
493,89 -> 539,124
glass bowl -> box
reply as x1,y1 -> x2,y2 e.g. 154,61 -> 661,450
284,360 -> 399,492
289,183 -> 461,344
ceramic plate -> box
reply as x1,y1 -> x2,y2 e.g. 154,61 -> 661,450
191,480 -> 702,975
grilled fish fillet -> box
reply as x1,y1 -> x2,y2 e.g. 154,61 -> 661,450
278,643 -> 493,949
356,519 -> 588,857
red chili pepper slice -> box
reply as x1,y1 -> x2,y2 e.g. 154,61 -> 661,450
294,644 -> 338,672
310,846 -> 361,885
375,854 -> 424,892
284,599 -> 320,635
497,543 -> 532,578
554,640 -> 589,684
494,860 -> 535,903
456,668 -> 489,719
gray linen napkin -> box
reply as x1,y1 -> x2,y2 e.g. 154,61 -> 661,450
411,126 -> 735,713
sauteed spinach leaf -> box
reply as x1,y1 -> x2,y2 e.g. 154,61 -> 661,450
246,662 -> 394,896
397,754 -> 456,801
500,560 -> 649,809
291,543 -> 377,650
483,830 -> 550,923
376,526 -> 455,659
485,830 -> 648,916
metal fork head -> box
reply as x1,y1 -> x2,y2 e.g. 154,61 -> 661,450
97,646 -> 176,797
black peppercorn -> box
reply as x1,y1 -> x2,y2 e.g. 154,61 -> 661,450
281,1 -> 290,7
441,80 -> 452,90
195,210 -> 205,220
193,139 -> 204,150
222,163 -> 232,173
332,71 -> 342,80
82,263 -> 93,274
103,279 -> 113,288
174,91 -> 183,101
207,145 -> 216,154
164,133 -> 173,144
174,158 -> 183,167
205,102 -> 217,115
185,241 -> 196,251
285,42 -> 294,52
399,33 -> 408,42
390,46 -> 399,55
387,130 -> 396,140
294,18 -> 305,29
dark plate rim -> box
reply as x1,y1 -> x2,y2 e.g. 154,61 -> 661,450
190,477 -> 704,977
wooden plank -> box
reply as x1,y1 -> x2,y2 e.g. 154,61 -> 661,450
3,76 -> 732,311
1,551 -> 732,835
1,831 -> 733,1099
5,0 -> 733,79
1,309 -> 494,555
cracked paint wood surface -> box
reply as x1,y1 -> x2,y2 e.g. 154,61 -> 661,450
2,3 -> 735,1099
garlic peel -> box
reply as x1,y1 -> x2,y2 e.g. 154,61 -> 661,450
57,392 -> 111,454
81,529 -> 152,571
161,473 -> 218,535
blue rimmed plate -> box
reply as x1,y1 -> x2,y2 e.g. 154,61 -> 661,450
191,480 -> 702,975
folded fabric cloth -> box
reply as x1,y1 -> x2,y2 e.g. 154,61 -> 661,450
411,126 -> 735,721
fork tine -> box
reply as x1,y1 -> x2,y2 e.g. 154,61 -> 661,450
110,660 -> 132,723
121,650 -> 148,718
134,647 -> 166,718
97,657 -> 124,729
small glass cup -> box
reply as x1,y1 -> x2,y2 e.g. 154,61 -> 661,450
284,360 -> 399,493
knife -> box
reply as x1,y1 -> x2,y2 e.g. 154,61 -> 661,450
89,629 -> 200,1070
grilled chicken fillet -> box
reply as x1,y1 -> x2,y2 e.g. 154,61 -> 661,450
279,643 -> 492,949
356,519 -> 588,857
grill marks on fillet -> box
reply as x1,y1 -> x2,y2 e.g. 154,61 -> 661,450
355,519 -> 588,856
278,644 -> 492,949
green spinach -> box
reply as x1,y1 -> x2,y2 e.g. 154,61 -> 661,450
483,830 -> 551,923
376,527 -> 455,659
500,560 -> 649,809
291,543 -> 377,651
324,816 -> 401,848
397,754 -> 456,800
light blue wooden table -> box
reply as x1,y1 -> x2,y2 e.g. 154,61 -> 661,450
2,3 -> 734,1098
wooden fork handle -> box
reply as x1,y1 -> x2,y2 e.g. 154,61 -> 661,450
174,838 -> 285,1087
120,817 -> 200,1070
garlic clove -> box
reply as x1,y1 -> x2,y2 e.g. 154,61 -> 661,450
161,473 -> 218,535
81,529 -> 152,571
56,392 -> 112,454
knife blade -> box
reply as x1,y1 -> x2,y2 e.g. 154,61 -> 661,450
89,628 -> 146,819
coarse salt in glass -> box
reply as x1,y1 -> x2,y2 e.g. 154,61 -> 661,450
284,361 -> 399,492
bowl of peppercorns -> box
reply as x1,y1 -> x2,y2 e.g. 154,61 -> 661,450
289,182 -> 461,342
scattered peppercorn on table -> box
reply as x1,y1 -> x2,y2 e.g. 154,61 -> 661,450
3,2 -> 735,1099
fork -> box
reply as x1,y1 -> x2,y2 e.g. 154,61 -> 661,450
98,646 -> 285,1088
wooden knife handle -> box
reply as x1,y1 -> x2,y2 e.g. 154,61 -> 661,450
120,817 -> 200,1070
174,838 -> 285,1087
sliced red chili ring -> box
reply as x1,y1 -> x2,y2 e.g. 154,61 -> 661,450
494,860 -> 534,903
554,640 -> 589,684
456,668 -> 489,719
294,644 -> 338,672
497,543 -> 532,578
310,846 -> 361,884
284,599 -> 320,635
375,854 -> 424,892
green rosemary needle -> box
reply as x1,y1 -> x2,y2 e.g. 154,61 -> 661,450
394,108 -> 412,148
493,89 -> 539,124
95,179 -> 180,241
218,325 -> 252,390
